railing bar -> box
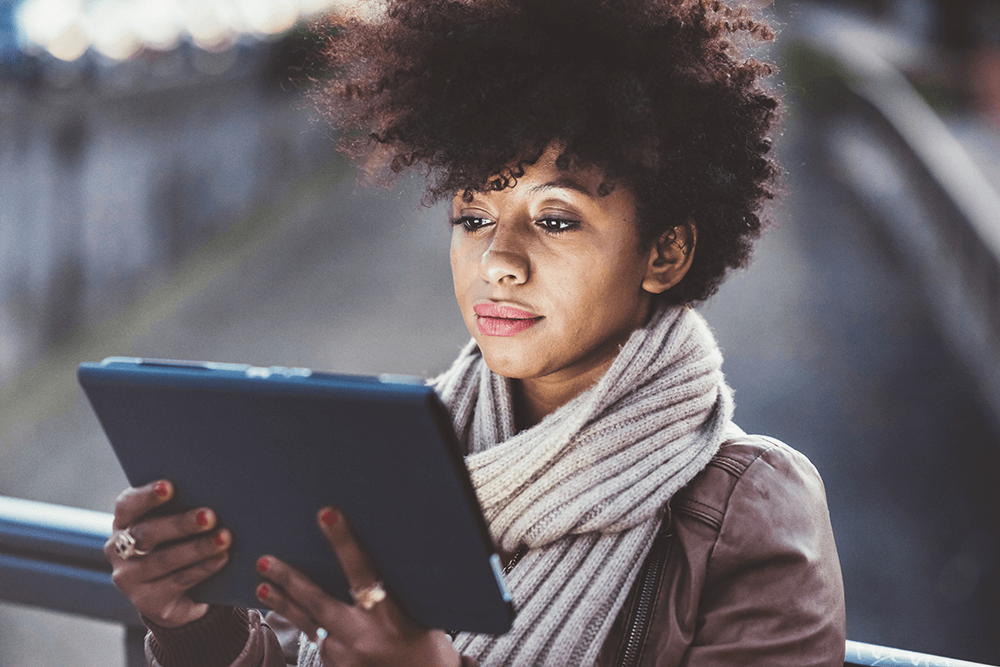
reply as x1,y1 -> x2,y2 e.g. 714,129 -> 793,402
0,552 -> 142,626
846,639 -> 999,666
0,496 -> 113,537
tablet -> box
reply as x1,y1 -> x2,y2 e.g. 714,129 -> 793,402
78,357 -> 514,635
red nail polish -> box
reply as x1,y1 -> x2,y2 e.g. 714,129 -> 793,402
196,510 -> 209,527
155,482 -> 169,498
215,532 -> 227,546
257,584 -> 269,600
257,557 -> 270,573
321,509 -> 338,526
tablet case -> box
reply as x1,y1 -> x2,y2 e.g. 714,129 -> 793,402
78,357 -> 514,634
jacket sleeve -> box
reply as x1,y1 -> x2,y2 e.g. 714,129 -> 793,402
144,607 -> 300,667
144,608 -> 478,667
680,441 -> 846,667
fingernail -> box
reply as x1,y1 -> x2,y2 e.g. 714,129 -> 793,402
215,531 -> 229,547
257,556 -> 270,573
155,482 -> 170,498
320,509 -> 338,526
196,510 -> 210,528
257,584 -> 269,600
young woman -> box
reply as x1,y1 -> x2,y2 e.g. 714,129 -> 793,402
105,1 -> 846,665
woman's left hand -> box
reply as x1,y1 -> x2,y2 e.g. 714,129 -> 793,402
255,507 -> 462,667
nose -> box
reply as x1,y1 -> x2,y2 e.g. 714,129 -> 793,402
479,226 -> 529,286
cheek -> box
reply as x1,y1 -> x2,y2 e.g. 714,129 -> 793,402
450,233 -> 486,284
450,237 -> 480,312
449,237 -> 467,288
586,252 -> 652,321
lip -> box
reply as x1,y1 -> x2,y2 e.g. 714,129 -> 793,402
473,302 -> 542,337
474,303 -> 538,319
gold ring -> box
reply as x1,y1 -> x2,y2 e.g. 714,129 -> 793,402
350,581 -> 387,610
113,528 -> 151,560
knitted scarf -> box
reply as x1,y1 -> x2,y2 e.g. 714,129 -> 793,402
433,304 -> 734,666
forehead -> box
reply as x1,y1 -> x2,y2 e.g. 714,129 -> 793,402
455,147 -> 627,206
523,149 -> 609,194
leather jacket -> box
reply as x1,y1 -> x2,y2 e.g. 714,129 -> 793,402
145,434 -> 845,667
597,434 -> 846,667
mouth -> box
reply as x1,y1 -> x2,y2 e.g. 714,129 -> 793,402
473,302 -> 542,337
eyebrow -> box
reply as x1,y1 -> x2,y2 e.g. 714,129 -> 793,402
528,177 -> 596,197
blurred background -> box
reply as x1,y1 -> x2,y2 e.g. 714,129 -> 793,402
1,0 -> 999,664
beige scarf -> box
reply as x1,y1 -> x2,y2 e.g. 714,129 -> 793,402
430,304 -> 734,666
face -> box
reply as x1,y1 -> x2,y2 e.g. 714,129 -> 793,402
449,147 -> 656,394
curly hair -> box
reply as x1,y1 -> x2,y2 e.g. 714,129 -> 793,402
310,0 -> 781,304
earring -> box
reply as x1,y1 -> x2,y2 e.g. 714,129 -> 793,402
668,227 -> 688,254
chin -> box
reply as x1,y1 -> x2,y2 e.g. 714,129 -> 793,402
480,359 -> 529,380
476,346 -> 534,380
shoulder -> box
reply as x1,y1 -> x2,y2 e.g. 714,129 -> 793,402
689,434 -> 837,575
664,433 -> 846,666
673,433 -> 828,535
668,432 -> 844,606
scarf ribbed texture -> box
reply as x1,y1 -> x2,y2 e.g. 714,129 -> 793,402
434,305 -> 733,666
296,305 -> 732,667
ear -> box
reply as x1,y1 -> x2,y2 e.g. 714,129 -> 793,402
642,222 -> 696,294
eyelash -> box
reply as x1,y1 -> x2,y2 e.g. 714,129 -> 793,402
452,216 -> 494,232
536,218 -> 578,233
451,216 -> 579,234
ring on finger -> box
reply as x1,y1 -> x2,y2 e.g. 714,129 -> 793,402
315,627 -> 328,648
113,528 -> 151,560
350,581 -> 387,611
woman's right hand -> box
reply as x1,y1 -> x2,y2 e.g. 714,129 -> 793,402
105,480 -> 232,628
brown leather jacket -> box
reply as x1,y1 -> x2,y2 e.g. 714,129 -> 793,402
596,434 -> 846,667
145,434 -> 845,667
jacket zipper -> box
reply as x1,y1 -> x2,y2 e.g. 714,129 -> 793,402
616,525 -> 671,667
501,540 -> 664,667
503,544 -> 527,575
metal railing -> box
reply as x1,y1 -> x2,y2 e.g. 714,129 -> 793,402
1,495 -> 995,667
846,640 -> 997,667
0,495 -> 146,667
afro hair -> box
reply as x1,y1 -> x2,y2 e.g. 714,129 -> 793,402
310,0 -> 782,304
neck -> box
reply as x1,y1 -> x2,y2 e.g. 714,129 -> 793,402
512,360 -> 613,430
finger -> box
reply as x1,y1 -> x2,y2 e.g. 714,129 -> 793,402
257,555 -> 354,631
317,508 -> 402,626
105,507 -> 218,562
113,480 -> 173,529
310,627 -> 352,667
256,581 -> 350,666
149,549 -> 229,593
255,580 -> 324,642
114,530 -> 231,588
317,507 -> 380,592
134,507 -> 218,553
128,552 -> 228,625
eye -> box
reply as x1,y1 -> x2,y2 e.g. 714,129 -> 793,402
536,218 -> 578,233
452,216 -> 495,232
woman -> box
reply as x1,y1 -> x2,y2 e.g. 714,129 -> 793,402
105,1 -> 846,665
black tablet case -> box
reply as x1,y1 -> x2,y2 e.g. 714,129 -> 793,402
79,358 -> 513,635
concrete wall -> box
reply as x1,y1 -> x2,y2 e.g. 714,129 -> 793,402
0,42 -> 337,384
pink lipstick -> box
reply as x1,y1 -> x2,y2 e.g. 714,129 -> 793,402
473,303 -> 542,337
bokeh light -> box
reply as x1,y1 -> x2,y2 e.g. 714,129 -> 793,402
14,0 -> 352,62
83,0 -> 142,60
